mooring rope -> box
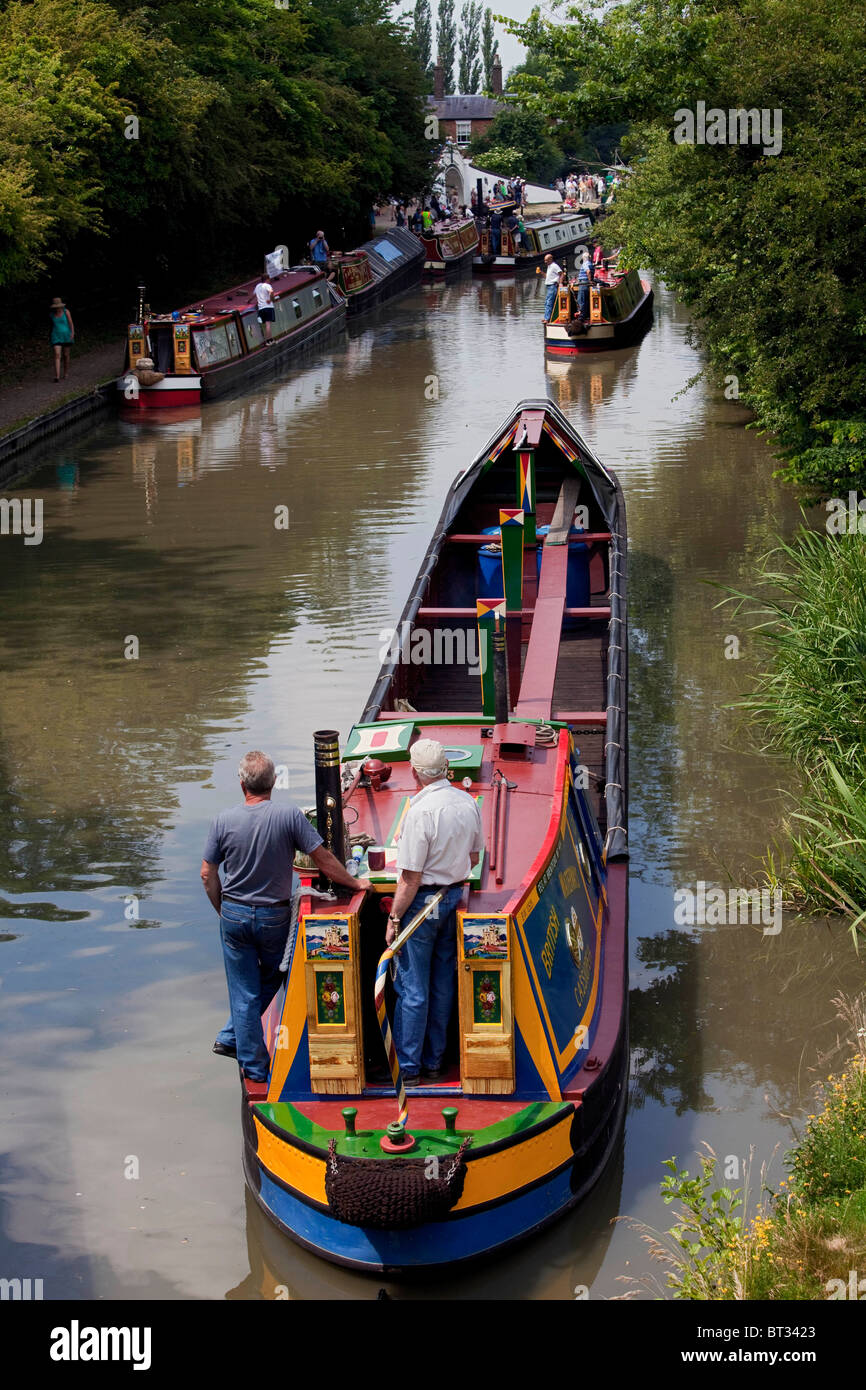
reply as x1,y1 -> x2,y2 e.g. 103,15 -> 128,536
373,889 -> 446,1130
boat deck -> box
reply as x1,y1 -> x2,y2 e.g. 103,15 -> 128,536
173,267 -> 322,323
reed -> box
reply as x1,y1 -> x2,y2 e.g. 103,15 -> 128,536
720,525 -> 866,938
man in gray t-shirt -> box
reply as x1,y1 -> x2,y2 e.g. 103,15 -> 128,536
202,749 -> 369,1081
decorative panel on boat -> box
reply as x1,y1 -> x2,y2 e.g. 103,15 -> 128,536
303,913 -> 363,1093
458,912 -> 514,1093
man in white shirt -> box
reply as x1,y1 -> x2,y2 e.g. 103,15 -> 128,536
386,739 -> 483,1085
543,254 -> 564,323
251,275 -> 275,343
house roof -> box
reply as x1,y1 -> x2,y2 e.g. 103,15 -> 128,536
427,95 -> 504,120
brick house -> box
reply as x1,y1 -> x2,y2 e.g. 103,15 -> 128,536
427,55 -> 506,149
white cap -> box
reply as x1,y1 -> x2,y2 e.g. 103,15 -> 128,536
410,738 -> 449,778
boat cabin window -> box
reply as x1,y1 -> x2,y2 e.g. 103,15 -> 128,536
291,298 -> 302,319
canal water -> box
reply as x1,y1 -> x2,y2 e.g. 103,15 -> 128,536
1,274 -> 862,1300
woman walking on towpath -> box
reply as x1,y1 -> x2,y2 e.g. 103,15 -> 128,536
49,297 -> 74,381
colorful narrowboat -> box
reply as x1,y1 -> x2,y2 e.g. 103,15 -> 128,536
545,266 -> 654,355
417,215 -> 479,276
329,228 -> 425,315
117,269 -> 344,408
474,207 -> 594,274
241,399 -> 629,1272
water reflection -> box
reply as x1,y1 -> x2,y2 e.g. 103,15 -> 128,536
1,276 -> 862,1301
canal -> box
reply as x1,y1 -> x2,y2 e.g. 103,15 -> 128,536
0,273 -> 861,1299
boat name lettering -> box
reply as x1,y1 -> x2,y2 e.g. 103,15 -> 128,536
541,905 -> 560,978
559,865 -> 578,897
536,840 -> 561,897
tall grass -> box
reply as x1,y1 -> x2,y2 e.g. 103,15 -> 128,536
721,525 -> 866,937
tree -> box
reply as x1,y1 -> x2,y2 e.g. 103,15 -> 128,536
500,0 -> 866,497
481,8 -> 498,91
458,1 -> 482,94
436,0 -> 456,94
413,0 -> 433,86
470,107 -> 562,184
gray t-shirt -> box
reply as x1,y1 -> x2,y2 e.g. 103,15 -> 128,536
203,800 -> 322,904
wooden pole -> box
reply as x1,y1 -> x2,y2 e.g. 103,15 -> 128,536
516,449 -> 536,545
476,598 -> 505,718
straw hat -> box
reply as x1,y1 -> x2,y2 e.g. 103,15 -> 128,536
50,297 -> 65,309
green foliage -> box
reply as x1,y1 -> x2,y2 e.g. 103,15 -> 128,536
413,0 -> 433,84
480,7 -> 498,91
0,0 -> 435,298
659,1155 -> 743,1298
458,0 -> 482,94
723,527 -> 866,930
436,0 -> 457,93
469,107 -> 561,183
789,1061 -> 866,1206
499,0 -> 866,497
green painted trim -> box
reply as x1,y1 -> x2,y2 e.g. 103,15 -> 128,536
254,1099 -> 570,1160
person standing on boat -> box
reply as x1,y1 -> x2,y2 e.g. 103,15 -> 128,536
309,230 -> 330,268
543,254 -> 564,322
202,750 -> 371,1082
251,274 -> 275,343
49,297 -> 74,381
386,739 -> 483,1086
490,207 -> 502,255
576,254 -> 591,319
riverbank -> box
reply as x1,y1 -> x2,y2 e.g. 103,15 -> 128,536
0,341 -> 122,485
651,994 -> 866,1300
723,525 -> 866,932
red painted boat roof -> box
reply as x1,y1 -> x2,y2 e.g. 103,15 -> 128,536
173,266 -> 323,324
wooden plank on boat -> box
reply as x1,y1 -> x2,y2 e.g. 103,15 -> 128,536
546,474 -> 581,545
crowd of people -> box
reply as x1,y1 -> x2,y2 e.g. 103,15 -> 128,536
555,171 -> 608,208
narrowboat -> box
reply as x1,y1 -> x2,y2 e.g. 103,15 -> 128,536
417,215 -> 479,276
240,399 -> 629,1272
117,269 -> 344,408
473,208 -> 594,274
329,228 -> 424,315
545,266 -> 654,355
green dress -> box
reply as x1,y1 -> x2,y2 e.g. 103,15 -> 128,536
50,310 -> 73,345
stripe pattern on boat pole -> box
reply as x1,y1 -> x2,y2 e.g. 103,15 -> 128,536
374,889 -> 446,1129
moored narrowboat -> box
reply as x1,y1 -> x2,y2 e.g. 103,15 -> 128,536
329,228 -> 424,314
117,268 -> 344,408
241,399 -> 629,1272
545,266 -> 654,354
473,207 -> 594,274
417,216 -> 479,275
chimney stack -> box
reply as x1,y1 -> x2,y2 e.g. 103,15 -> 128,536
492,54 -> 502,96
434,57 -> 444,100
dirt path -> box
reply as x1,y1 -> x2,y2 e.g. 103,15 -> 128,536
0,340 -> 124,437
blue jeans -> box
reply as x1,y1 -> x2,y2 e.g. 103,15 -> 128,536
544,284 -> 558,320
216,900 -> 291,1081
392,886 -> 463,1077
578,284 -> 589,317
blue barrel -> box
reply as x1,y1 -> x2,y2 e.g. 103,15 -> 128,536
536,523 -> 590,620
477,525 -> 503,598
